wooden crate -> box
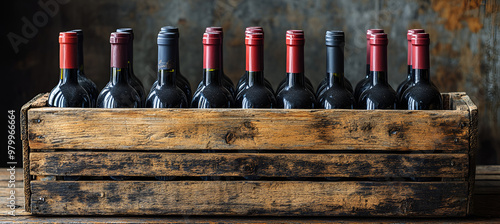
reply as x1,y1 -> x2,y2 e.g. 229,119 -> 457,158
21,92 -> 478,217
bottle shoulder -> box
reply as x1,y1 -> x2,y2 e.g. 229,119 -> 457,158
97,83 -> 141,108
48,84 -> 90,108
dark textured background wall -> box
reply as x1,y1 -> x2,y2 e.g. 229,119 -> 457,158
3,0 -> 499,165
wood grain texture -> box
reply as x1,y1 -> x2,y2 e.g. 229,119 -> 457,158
450,93 -> 478,214
30,181 -> 468,216
462,93 -> 479,215
29,152 -> 469,178
21,93 -> 48,213
27,108 -> 470,151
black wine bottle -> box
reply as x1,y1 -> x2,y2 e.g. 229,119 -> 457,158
48,31 -> 91,108
400,33 -> 443,110
316,30 -> 353,96
146,32 -> 188,108
358,33 -> 397,110
149,26 -> 192,101
69,29 -> 98,107
396,29 -> 425,101
354,29 -> 384,103
195,27 -> 236,97
317,31 -> 355,109
236,26 -> 274,95
191,32 -> 234,108
115,28 -> 146,104
235,32 -> 276,108
97,32 -> 141,109
276,30 -> 314,94
276,30 -> 316,109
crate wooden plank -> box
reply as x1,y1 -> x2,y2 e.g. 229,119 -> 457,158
30,152 -> 468,178
30,181 -> 468,216
27,108 -> 470,151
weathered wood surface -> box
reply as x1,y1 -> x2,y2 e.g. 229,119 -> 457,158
30,181 -> 468,216
450,92 -> 478,215
2,166 -> 499,221
30,152 -> 468,178
21,93 -> 48,213
27,107 -> 470,151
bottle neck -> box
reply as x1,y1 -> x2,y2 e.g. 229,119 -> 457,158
60,68 -> 79,85
247,71 -> 264,87
326,44 -> 344,87
158,43 -> 178,87
286,44 -> 304,74
203,69 -> 222,85
327,72 -> 345,87
246,44 -> 263,73
370,71 -> 388,86
407,65 -> 412,79
286,73 -> 305,87
158,69 -> 176,87
412,68 -> 430,84
110,67 -> 130,85
127,40 -> 134,68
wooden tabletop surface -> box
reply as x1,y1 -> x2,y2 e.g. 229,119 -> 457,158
1,166 -> 499,223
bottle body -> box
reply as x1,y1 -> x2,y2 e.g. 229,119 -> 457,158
48,69 -> 91,108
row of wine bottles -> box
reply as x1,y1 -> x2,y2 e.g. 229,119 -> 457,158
48,26 -> 442,110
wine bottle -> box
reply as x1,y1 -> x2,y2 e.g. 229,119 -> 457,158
276,30 -> 314,94
400,33 -> 443,110
149,26 -> 192,101
358,33 -> 397,110
146,32 -> 188,108
353,29 -> 385,103
69,29 -> 98,107
97,32 -> 141,109
48,31 -> 91,108
115,28 -> 146,104
191,32 -> 234,108
276,30 -> 316,109
235,32 -> 276,108
396,29 -> 425,101
317,30 -> 355,109
236,27 -> 274,95
194,27 -> 236,97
